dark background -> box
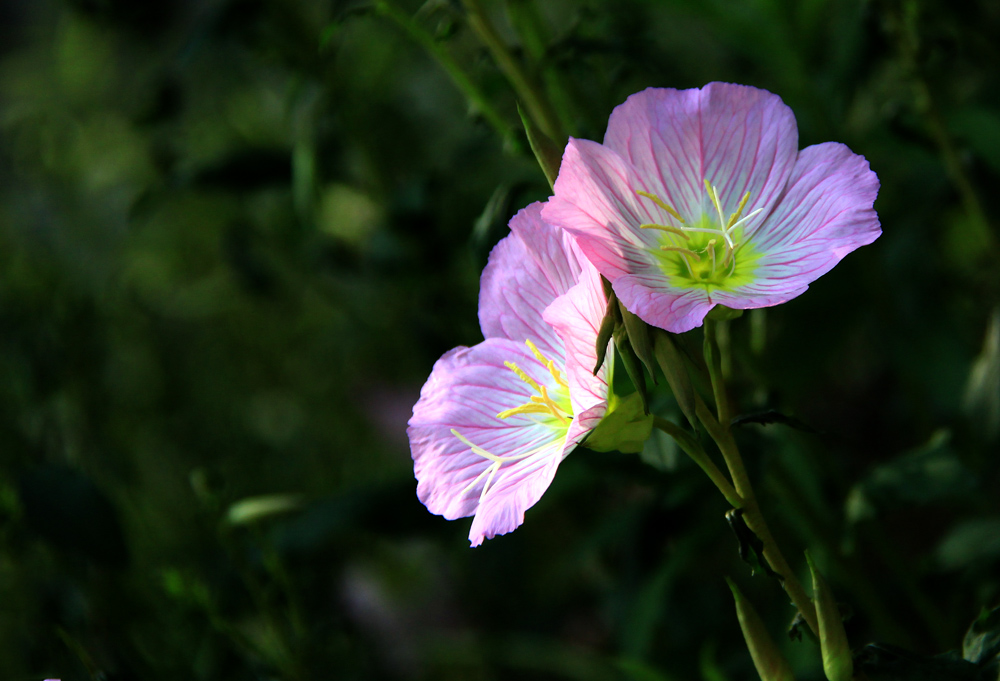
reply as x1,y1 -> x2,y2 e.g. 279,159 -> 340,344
1,0 -> 1000,678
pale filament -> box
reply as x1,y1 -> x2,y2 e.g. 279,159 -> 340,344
636,181 -> 764,278
496,340 -> 571,424
451,429 -> 554,502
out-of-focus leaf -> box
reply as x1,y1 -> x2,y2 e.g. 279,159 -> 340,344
226,494 -> 304,525
962,308 -> 1000,440
17,465 -> 129,567
936,518 -> 1000,570
854,644 -> 984,681
950,107 -> 1000,176
845,430 -> 976,523
963,605 -> 1000,666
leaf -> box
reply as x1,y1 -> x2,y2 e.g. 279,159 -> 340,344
725,509 -> 782,581
731,410 -> 819,434
806,551 -> 853,681
518,102 -> 563,190
963,605 -> 1000,666
583,392 -> 653,454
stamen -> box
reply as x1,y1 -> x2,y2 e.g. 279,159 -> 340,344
497,403 -> 553,419
640,223 -> 690,240
479,463 -> 501,502
707,239 -> 717,274
727,191 -> 751,229
704,180 -> 727,232
636,190 -> 685,223
504,361 -> 542,394
450,429 -> 565,501
727,207 -> 763,234
524,339 -> 568,388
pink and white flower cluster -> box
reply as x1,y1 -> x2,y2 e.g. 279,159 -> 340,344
408,82 -> 880,545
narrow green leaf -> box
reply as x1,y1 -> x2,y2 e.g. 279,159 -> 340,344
806,551 -> 853,681
726,578 -> 796,681
517,102 -> 563,190
652,330 -> 697,427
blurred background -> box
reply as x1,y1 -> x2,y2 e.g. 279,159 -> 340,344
1,0 -> 1000,678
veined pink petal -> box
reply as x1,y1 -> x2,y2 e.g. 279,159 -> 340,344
543,139 -> 664,278
546,83 -> 880,331
612,273 -> 716,333
542,262 -> 610,449
479,202 -> 582,359
408,338 -> 572,544
747,142 -> 880,257
603,83 -> 798,226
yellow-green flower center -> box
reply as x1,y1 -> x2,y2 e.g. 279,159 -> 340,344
450,339 -> 573,503
637,181 -> 764,292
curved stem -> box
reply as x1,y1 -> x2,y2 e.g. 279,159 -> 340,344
653,416 -> 742,508
698,330 -> 820,638
460,0 -> 565,143
374,0 -> 515,144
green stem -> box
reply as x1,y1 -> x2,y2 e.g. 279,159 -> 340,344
699,332 -> 820,638
461,0 -> 565,143
704,319 -> 730,425
374,0 -> 515,144
653,416 -> 742,508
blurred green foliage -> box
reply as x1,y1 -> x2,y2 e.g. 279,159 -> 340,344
2,0 -> 1000,679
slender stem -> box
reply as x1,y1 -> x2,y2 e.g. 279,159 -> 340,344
699,332 -> 820,637
704,319 -> 730,425
460,0 -> 565,143
654,416 -> 742,508
374,0 -> 515,144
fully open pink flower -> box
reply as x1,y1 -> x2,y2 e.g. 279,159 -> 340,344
542,82 -> 881,333
407,202 -> 609,546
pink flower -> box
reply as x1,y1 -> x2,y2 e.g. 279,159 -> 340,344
542,82 -> 881,333
407,203 -> 609,546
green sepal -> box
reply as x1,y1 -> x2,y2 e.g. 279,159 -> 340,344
727,578 -> 797,681
806,551 -> 854,681
652,330 -> 697,428
726,508 -> 784,581
707,305 -> 744,321
619,302 -> 657,383
614,324 -> 649,414
593,279 -> 619,375
583,392 -> 654,454
517,102 -> 563,190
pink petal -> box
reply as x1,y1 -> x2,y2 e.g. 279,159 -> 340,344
478,202 -> 581,359
407,338 -> 569,543
542,263 -> 610,444
712,142 -> 880,308
603,83 -> 799,227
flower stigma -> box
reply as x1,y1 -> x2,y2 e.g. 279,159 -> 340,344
637,180 -> 764,292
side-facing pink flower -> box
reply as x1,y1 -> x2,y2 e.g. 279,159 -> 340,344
408,202 -> 609,546
542,82 -> 881,333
